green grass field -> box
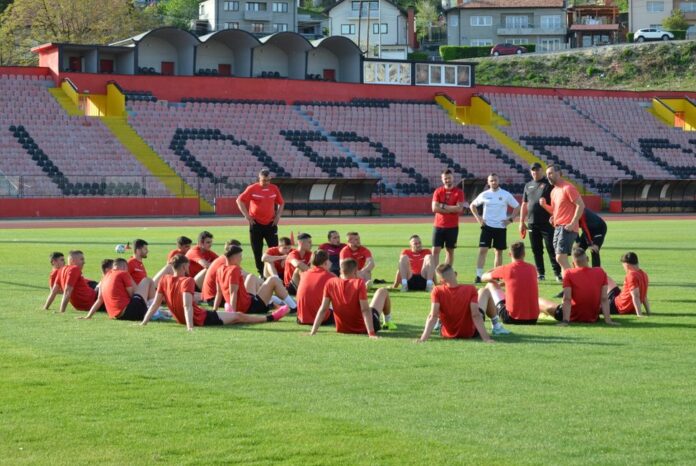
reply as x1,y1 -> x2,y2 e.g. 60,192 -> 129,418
1,218 -> 695,465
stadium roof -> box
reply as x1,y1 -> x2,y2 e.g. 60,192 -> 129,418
110,27 -> 201,47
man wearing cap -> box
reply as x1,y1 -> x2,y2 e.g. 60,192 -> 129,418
237,168 -> 285,277
519,163 -> 562,281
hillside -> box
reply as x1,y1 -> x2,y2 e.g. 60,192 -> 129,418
471,41 -> 696,91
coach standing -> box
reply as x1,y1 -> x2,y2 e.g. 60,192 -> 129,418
237,168 -> 285,277
431,168 -> 468,268
519,163 -> 562,282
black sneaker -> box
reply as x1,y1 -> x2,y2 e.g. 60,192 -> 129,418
475,276 -> 482,284
538,274 -> 545,281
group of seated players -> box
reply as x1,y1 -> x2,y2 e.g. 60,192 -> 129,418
42,228 -> 651,341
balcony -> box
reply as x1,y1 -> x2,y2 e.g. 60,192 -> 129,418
497,26 -> 566,35
244,10 -> 271,21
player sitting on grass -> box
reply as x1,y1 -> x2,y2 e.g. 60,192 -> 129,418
538,248 -> 617,326
417,263 -> 493,343
284,233 -> 312,295
141,254 -> 290,331
478,242 -> 539,333
262,236 -> 293,278
167,236 -> 193,262
52,250 -> 99,313
309,258 -> 394,338
82,258 -> 162,321
318,230 -> 346,276
214,245 -> 297,314
606,252 -> 651,317
296,250 -> 335,325
43,252 -> 65,310
127,239 -> 149,285
393,234 -> 434,292
339,232 -> 375,286
201,239 -> 241,306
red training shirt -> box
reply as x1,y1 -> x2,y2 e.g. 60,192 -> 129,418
265,246 -> 287,275
490,261 -> 539,321
201,256 -> 228,301
284,249 -> 312,286
238,183 -> 284,225
339,245 -> 372,270
433,186 -> 466,229
563,267 -> 608,322
157,275 -> 207,326
614,269 -> 649,314
323,277 -> 369,334
167,248 -> 186,262
49,267 -> 62,289
319,242 -> 346,258
59,265 -> 97,311
101,269 -> 135,318
127,257 -> 147,284
550,180 -> 581,231
296,266 -> 335,324
186,246 -> 218,278
216,264 -> 251,313
431,284 -> 479,339
402,248 -> 431,276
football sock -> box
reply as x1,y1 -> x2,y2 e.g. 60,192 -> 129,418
491,316 -> 501,328
401,279 -> 408,287
384,313 -> 392,322
476,268 -> 483,278
283,295 -> 297,309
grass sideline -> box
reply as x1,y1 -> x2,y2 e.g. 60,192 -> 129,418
1,219 -> 695,464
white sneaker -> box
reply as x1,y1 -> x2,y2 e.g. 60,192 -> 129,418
492,325 -> 511,335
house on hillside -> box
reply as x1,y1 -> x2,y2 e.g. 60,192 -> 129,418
628,0 -> 696,37
326,0 -> 416,59
198,0 -> 299,34
566,1 -> 622,47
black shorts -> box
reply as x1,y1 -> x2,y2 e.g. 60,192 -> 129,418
203,310 -> 224,326
298,310 -> 336,326
432,227 -> 459,249
577,234 -> 605,250
246,295 -> 271,314
370,307 -> 382,333
608,286 -> 621,314
479,225 -> 507,250
87,280 -> 98,290
553,304 -> 564,321
407,274 -> 427,291
286,282 -> 298,296
496,300 -> 537,325
117,294 -> 148,321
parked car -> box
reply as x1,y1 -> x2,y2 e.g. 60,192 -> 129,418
490,44 -> 527,56
634,28 -> 674,42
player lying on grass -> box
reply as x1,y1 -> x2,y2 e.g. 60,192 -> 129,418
284,233 -> 312,295
538,248 -> 617,326
417,263 -> 493,343
309,258 -> 394,338
393,234 -> 434,292
43,252 -> 65,309
214,245 -> 297,314
262,236 -> 293,278
339,232 -> 375,286
296,250 -> 335,326
478,242 -> 539,332
82,258 -> 164,321
141,254 -> 290,331
606,252 -> 651,318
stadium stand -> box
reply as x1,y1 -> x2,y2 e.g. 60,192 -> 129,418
0,74 -> 169,197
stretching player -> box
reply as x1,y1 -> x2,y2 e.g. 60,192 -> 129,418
141,254 -> 289,331
577,208 -> 607,268
606,252 -> 651,317
310,258 -> 395,337
339,232 -> 375,285
538,248 -> 617,325
393,234 -> 434,292
431,168 -> 467,268
417,263 -> 492,343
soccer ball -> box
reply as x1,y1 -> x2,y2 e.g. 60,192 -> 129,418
114,244 -> 126,254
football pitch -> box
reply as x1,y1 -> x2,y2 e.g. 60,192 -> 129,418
1,217 -> 695,465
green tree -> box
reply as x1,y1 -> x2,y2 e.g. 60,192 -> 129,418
414,0 -> 438,42
157,0 -> 200,30
662,9 -> 689,31
0,0 -> 160,65
0,0 -> 13,14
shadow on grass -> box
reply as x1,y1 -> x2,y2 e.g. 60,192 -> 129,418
611,319 -> 696,329
0,280 -> 47,291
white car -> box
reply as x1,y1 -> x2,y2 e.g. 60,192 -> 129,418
634,28 -> 674,42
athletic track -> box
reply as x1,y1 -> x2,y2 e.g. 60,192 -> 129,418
0,214 -> 693,229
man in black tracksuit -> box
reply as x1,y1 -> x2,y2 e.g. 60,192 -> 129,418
576,208 -> 607,267
519,163 -> 562,281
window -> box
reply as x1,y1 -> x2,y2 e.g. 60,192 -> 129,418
273,23 -> 288,32
224,22 -> 239,29
363,61 -> 411,85
470,16 -> 492,26
351,1 -> 379,13
539,38 -> 563,51
646,1 -> 664,11
372,23 -> 388,34
680,1 -> 696,12
414,63 -> 471,87
470,39 -> 492,46
540,15 -> 561,29
223,1 -> 239,11
505,15 -> 529,28
341,24 -> 356,35
199,4 -> 205,15
272,2 -> 288,12
251,22 -> 265,32
449,14 -> 458,27
246,2 -> 267,11
505,38 -> 527,45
